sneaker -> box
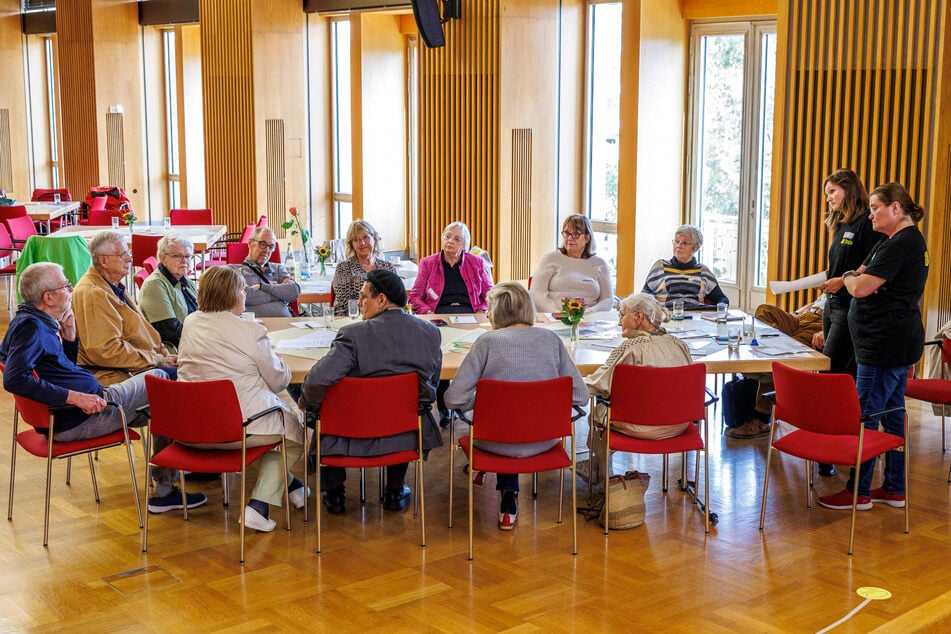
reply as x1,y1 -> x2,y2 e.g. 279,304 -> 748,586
148,487 -> 208,514
498,490 -> 518,530
818,488 -> 872,511
726,419 -> 770,439
870,487 -> 905,508
288,485 -> 311,510
243,505 -> 277,532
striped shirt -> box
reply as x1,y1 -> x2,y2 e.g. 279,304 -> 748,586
641,257 -> 726,308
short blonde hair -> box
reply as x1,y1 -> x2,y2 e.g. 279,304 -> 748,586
487,281 -> 535,328
345,220 -> 383,259
199,266 -> 246,312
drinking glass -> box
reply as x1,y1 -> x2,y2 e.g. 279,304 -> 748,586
348,299 -> 360,320
672,299 -> 685,320
321,302 -> 334,329
742,316 -> 756,339
111,217 -> 120,230
716,301 -> 729,323
727,326 -> 741,352
53,193 -> 61,204
163,217 -> 171,232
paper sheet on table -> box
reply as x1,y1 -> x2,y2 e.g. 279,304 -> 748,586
449,315 -> 477,324
752,338 -> 813,357
275,330 -> 336,349
290,321 -> 322,329
300,280 -> 331,293
438,326 -> 481,352
769,272 -> 827,294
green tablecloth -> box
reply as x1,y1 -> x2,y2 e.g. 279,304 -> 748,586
15,235 -> 92,302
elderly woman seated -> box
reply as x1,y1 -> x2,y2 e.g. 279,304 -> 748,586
583,293 -> 693,484
530,214 -> 614,313
331,219 -> 396,316
641,224 -> 727,309
139,234 -> 197,349
177,266 -> 307,532
445,281 -> 588,531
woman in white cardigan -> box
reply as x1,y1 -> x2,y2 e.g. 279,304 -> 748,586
178,266 -> 307,533
530,214 -> 614,313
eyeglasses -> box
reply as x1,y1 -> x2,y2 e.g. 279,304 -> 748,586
45,282 -> 72,295
671,239 -> 695,248
163,252 -> 192,261
443,235 -> 464,244
561,230 -> 584,240
103,250 -> 132,259
253,240 -> 276,251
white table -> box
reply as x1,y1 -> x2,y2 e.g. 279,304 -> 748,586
23,201 -> 81,233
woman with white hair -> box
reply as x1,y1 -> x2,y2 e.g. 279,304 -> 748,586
331,219 -> 396,316
445,282 -> 588,530
139,234 -> 197,348
641,224 -> 727,309
409,221 -> 493,315
583,293 -> 692,483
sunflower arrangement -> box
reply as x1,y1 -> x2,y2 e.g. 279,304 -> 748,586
122,210 -> 137,228
560,296 -> 587,326
316,244 -> 332,265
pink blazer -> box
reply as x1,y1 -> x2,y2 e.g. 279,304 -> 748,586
409,252 -> 493,314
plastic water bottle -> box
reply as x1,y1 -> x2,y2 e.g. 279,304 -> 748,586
286,245 -> 298,281
299,245 -> 311,280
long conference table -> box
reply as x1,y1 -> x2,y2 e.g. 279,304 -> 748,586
263,310 -> 830,382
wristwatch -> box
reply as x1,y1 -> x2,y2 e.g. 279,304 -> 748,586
842,270 -> 854,279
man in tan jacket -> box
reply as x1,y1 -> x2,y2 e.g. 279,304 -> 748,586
72,231 -> 178,385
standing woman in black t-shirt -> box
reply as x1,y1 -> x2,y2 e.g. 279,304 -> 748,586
818,183 -> 929,512
815,169 -> 879,376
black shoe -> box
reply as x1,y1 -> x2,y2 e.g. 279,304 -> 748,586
321,486 -> 346,514
439,411 -> 452,430
383,484 -> 411,511
818,463 -> 836,477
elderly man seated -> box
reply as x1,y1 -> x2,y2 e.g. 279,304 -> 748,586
139,234 -> 198,349
300,269 -> 442,515
71,231 -> 177,386
0,263 -> 206,513
232,226 -> 300,317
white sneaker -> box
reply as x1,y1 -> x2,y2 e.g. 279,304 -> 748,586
288,486 -> 311,510
244,505 -> 277,532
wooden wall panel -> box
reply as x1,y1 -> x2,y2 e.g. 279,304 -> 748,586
511,128 -> 532,278
105,112 -> 125,189
57,0 -> 100,202
0,109 -> 11,192
418,0 -> 500,266
769,0 -> 945,323
265,118 -> 286,238
200,0 -> 257,231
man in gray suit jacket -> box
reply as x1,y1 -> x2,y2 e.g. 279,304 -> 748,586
232,227 -> 300,317
301,269 -> 442,514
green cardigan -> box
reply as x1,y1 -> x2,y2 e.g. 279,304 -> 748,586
139,267 -> 197,326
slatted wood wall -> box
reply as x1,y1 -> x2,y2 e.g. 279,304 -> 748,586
199,0 -> 257,232
771,0 -> 946,323
57,0 -> 99,203
0,109 -> 11,192
418,0 -> 500,263
511,128 -> 532,278
105,112 -> 125,189
265,119 -> 285,239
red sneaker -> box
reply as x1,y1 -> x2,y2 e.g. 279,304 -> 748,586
818,488 -> 871,511
870,487 -> 905,508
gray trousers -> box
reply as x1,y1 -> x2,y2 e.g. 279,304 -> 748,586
53,369 -> 175,487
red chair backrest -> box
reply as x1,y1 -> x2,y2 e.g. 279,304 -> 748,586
0,205 -> 28,224
943,338 -> 951,366
134,268 -> 149,290
170,208 -> 213,225
131,234 -> 162,268
32,188 -> 71,202
89,195 -> 108,211
84,186 -> 130,211
0,224 -> 15,258
257,215 -> 268,227
320,373 -> 419,438
12,393 -> 53,431
142,256 -> 159,274
6,215 -> 38,242
772,362 -> 862,435
610,363 -> 707,427
227,242 -> 281,265
471,376 -> 573,444
87,207 -> 125,226
145,374 -> 245,443
240,224 -> 255,243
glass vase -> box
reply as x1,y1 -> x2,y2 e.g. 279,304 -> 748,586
569,320 -> 580,345
320,260 -> 327,277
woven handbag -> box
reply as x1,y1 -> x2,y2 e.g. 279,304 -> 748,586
598,470 -> 650,529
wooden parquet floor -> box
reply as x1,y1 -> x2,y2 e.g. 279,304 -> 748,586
1,306 -> 951,631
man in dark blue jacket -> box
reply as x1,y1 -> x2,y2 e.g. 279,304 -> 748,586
0,262 -> 205,514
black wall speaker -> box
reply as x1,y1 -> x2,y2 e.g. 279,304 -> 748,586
412,0 -> 445,48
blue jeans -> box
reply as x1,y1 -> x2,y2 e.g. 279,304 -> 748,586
846,364 -> 908,496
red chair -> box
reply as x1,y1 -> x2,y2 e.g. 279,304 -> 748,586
760,363 -> 909,555
906,338 -> 951,467
0,225 -> 20,312
133,268 -> 149,290
227,242 -> 282,265
142,256 -> 159,274
0,205 -> 28,238
86,206 -> 127,226
170,208 -> 213,225
5,214 -> 38,247
131,234 -> 162,269
78,195 -> 108,225
600,363 -> 711,534
31,188 -> 72,202
308,373 -> 424,554
143,374 -> 289,564
449,376 -> 578,560
1,363 -> 142,547
257,215 -> 268,227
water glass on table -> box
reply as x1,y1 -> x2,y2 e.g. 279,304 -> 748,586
321,302 -> 335,329
672,299 -> 685,320
727,326 -> 741,352
111,217 -> 120,230
716,301 -> 729,323
348,299 -> 360,320
53,193 -> 61,204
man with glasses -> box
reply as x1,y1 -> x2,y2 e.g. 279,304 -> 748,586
0,262 -> 206,513
71,231 -> 178,386
139,234 -> 198,348
232,226 -> 300,317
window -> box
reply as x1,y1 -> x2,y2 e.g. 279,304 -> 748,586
583,1 -> 622,273
162,30 -> 181,209
687,22 -> 776,309
44,37 -> 60,188
331,19 -> 353,236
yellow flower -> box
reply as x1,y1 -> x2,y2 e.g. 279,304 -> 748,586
317,246 -> 330,258
567,300 -> 583,312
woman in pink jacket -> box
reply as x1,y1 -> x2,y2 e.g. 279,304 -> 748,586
410,221 -> 493,427
409,222 -> 493,315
